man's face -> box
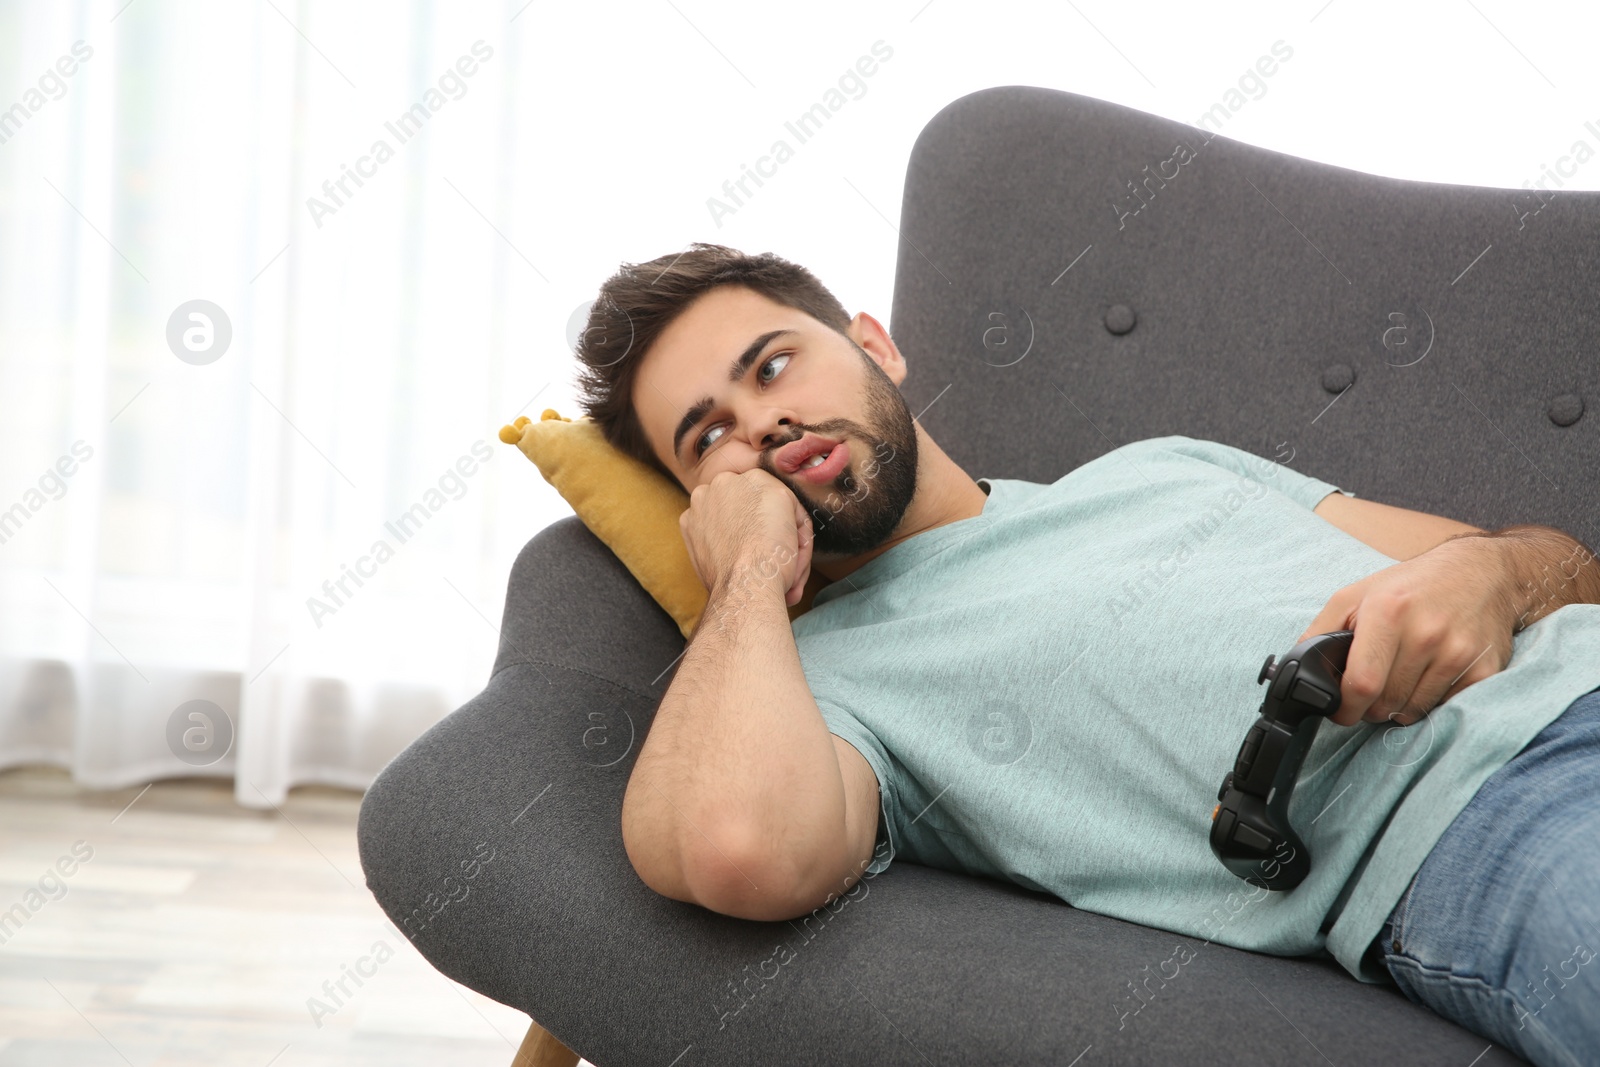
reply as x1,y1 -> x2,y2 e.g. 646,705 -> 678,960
630,284 -> 919,557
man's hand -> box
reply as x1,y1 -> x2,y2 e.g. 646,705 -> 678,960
679,468 -> 814,608
1296,536 -> 1516,727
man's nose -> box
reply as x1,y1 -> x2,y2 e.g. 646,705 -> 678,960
753,411 -> 797,452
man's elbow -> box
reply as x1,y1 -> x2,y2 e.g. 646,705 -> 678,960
666,822 -> 858,922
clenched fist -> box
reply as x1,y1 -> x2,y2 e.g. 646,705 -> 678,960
678,469 -> 814,608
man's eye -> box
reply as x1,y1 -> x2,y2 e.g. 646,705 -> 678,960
758,353 -> 790,383
695,423 -> 725,456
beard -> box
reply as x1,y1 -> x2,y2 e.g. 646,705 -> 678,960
758,349 -> 919,557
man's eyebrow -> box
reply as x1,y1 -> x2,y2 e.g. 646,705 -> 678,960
670,328 -> 799,463
729,334 -> 796,388
671,398 -> 714,463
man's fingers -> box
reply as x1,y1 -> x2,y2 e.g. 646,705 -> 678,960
787,556 -> 812,604
1389,643 -> 1481,726
1381,650 -> 1457,726
1363,629 -> 1438,724
1332,608 -> 1402,726
1430,638 -> 1504,709
1298,586 -> 1360,724
677,509 -> 708,589
1384,637 -> 1499,726
783,490 -> 813,607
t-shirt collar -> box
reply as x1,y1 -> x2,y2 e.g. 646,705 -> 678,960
809,478 -> 999,608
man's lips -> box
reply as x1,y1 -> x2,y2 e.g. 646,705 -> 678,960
772,432 -> 854,486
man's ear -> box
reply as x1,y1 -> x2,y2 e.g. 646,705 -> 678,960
846,311 -> 906,386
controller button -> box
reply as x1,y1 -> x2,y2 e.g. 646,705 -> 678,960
1214,809 -> 1236,845
1269,661 -> 1298,701
1291,677 -> 1334,711
1235,725 -> 1266,778
1233,822 -> 1274,852
1258,655 -> 1278,685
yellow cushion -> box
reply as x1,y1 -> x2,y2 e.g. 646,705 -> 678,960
499,409 -> 817,639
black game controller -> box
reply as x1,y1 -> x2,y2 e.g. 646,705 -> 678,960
1210,630 -> 1353,891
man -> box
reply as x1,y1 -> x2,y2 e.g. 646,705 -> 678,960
576,243 -> 1600,1066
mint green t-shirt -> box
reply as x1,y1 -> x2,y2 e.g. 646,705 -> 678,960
789,435 -> 1600,981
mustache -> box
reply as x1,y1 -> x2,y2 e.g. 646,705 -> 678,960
758,419 -> 864,457
759,420 -> 861,474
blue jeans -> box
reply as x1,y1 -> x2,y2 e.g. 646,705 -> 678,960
1374,686 -> 1600,1067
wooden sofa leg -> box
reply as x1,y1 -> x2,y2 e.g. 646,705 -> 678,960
511,1019 -> 580,1067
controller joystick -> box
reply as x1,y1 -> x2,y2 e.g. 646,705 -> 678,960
1210,630 -> 1354,891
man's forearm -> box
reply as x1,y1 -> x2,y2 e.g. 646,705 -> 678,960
1449,524 -> 1600,631
621,552 -> 847,911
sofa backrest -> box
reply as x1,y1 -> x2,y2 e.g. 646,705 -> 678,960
888,86 -> 1599,545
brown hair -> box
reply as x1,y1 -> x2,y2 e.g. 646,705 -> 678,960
573,243 -> 854,481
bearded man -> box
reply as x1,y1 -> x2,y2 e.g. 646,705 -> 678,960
571,243 -> 1600,1067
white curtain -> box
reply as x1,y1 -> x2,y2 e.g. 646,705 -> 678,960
0,0 -> 574,807
16,0 -> 1567,813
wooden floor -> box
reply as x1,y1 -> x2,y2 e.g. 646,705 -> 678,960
0,766 -> 595,1067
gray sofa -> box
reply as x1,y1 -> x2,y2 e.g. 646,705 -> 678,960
358,85 -> 1600,1065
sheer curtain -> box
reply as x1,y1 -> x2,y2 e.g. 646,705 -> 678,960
6,1 -> 1593,813
0,0 -> 573,807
